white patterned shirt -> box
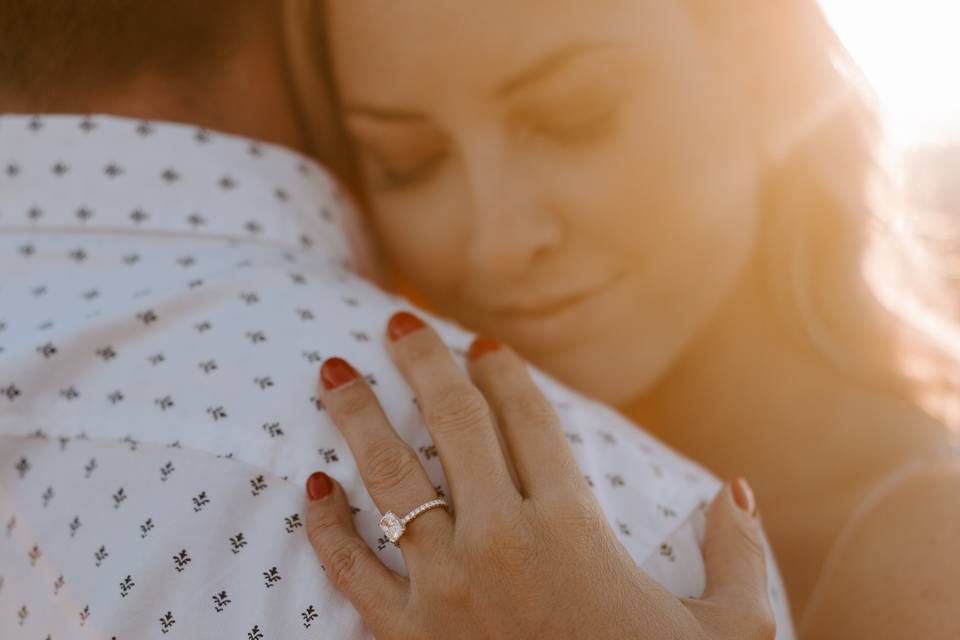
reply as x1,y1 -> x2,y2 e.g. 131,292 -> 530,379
0,114 -> 795,639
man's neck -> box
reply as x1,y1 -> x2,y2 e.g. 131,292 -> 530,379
0,10 -> 310,155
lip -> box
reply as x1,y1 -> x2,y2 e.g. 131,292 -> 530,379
492,270 -> 628,320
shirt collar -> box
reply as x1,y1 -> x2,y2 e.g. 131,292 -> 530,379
0,113 -> 353,263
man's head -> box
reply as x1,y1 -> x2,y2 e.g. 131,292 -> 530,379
1,1 -> 242,98
0,1 -> 309,151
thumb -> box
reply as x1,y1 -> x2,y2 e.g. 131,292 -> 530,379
698,478 -> 776,638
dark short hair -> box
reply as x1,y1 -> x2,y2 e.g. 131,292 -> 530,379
0,1 -> 246,99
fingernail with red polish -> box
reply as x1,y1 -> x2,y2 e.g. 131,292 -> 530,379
387,311 -> 426,341
468,337 -> 501,361
320,357 -> 358,390
306,471 -> 333,501
731,477 -> 757,516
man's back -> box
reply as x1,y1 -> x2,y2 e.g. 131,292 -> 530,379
0,114 -> 793,638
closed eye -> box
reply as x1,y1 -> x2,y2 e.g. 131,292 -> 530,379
345,118 -> 450,193
529,102 -> 621,146
364,147 -> 449,191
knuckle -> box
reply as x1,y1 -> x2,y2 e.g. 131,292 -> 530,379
554,493 -> 603,524
735,523 -> 767,563
709,518 -> 766,567
425,385 -> 490,435
489,538 -> 542,585
363,439 -> 422,494
547,453 -> 586,490
547,494 -> 607,542
476,509 -> 538,566
499,392 -> 557,428
332,386 -> 374,421
306,507 -> 341,548
324,542 -> 367,594
429,564 -> 473,608
397,330 -> 442,363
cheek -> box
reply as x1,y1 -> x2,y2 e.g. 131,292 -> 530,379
529,133 -> 758,402
554,94 -> 760,272
534,217 -> 756,406
370,191 -> 469,301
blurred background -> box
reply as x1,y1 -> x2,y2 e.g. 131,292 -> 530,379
822,0 -> 960,229
820,0 -> 960,338
822,0 -> 960,147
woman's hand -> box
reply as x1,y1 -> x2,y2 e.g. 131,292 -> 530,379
303,311 -> 775,639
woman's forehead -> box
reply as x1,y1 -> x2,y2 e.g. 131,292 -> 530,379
327,0 -> 687,104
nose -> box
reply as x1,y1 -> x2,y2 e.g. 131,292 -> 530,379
461,147 -> 563,282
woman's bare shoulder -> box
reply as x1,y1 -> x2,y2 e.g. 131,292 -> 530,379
799,455 -> 960,639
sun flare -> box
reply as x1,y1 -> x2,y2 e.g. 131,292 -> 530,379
821,1 -> 960,145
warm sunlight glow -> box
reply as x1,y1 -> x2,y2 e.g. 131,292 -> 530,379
821,1 -> 960,145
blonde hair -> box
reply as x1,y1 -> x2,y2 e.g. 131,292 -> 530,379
284,0 -> 960,427
746,1 -> 960,426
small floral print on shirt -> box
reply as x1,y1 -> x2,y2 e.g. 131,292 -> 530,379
0,114 -> 795,639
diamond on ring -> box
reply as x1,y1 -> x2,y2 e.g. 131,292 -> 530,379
379,512 -> 405,543
378,497 -> 448,545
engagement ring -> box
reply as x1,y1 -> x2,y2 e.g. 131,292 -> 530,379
378,497 -> 449,545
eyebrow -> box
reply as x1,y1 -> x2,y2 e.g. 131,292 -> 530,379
344,41 -> 624,123
343,104 -> 427,123
496,42 -> 621,98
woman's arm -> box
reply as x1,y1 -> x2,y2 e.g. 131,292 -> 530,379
800,462 -> 960,639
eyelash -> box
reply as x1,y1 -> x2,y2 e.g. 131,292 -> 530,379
372,151 -> 448,192
530,104 -> 620,147
368,105 -> 619,192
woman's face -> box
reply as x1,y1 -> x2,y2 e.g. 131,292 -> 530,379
328,1 -> 764,405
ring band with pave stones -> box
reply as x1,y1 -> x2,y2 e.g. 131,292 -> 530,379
378,498 -> 449,545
